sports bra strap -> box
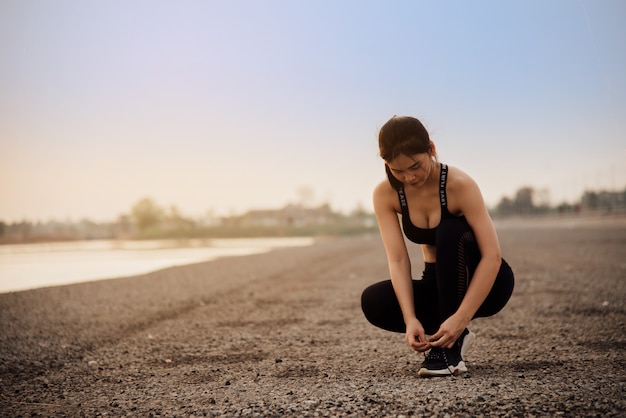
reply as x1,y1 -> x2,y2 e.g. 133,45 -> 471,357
398,187 -> 407,209
439,163 -> 448,208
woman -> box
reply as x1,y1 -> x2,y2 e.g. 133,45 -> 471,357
361,116 -> 514,377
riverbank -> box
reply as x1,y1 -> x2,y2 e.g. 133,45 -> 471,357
1,217 -> 625,416
0,237 -> 315,294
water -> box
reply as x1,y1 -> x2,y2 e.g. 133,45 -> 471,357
0,237 -> 314,294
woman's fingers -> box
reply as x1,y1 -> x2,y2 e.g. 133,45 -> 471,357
428,329 -> 455,348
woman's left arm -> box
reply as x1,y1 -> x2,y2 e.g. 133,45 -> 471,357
429,168 -> 502,348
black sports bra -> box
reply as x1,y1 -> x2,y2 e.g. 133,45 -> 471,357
397,164 -> 462,245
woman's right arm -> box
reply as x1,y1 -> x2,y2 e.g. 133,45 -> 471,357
373,182 -> 430,352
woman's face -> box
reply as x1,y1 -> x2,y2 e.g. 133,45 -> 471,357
387,153 -> 433,187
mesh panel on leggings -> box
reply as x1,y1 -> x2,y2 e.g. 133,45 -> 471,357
456,231 -> 475,305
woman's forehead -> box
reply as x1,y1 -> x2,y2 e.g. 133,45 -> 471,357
387,153 -> 427,169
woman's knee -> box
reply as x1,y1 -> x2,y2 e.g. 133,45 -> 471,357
361,280 -> 394,313
475,260 -> 515,318
360,280 -> 405,331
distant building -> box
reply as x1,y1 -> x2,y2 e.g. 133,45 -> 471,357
240,204 -> 338,228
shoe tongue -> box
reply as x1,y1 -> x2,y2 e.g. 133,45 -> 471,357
427,347 -> 443,359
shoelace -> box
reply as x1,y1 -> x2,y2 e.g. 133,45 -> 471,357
425,347 -> 454,370
425,347 -> 445,361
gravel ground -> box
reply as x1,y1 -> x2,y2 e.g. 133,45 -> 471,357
1,217 -> 625,417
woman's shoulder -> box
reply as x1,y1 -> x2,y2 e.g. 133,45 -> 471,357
446,165 -> 479,191
445,165 -> 485,211
374,178 -> 396,194
373,179 -> 400,211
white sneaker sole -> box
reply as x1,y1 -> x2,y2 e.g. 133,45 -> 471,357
418,360 -> 467,377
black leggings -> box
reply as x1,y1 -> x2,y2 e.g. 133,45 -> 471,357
361,217 -> 514,335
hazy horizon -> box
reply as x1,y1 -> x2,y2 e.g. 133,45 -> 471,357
2,1 -> 625,223
2,182 -> 623,225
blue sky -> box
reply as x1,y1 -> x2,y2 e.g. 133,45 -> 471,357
1,0 -> 624,222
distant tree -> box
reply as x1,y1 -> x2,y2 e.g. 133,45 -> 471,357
164,205 -> 195,231
495,186 -> 538,216
557,202 -> 574,214
533,188 -> 551,214
514,187 -> 534,215
350,202 -> 367,217
496,196 -> 515,216
581,191 -> 598,210
131,198 -> 164,232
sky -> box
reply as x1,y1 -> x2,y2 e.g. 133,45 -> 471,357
1,0 -> 625,222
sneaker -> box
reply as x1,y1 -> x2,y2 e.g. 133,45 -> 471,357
418,331 -> 472,377
418,345 -> 467,377
460,328 -> 476,359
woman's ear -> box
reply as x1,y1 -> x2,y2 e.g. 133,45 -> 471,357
429,141 -> 437,156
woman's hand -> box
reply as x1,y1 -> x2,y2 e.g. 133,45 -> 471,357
404,318 -> 430,352
428,314 -> 469,349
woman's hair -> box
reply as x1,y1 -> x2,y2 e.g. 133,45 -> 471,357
378,116 -> 432,190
